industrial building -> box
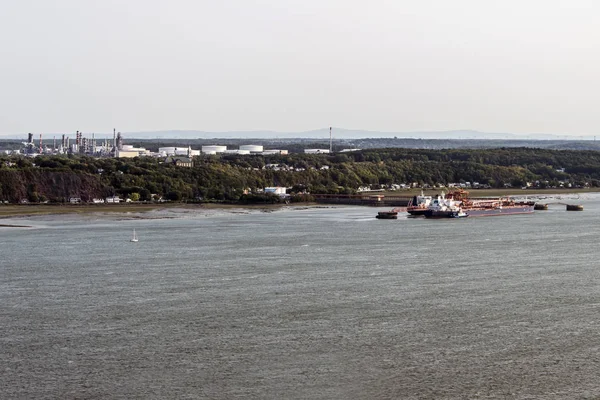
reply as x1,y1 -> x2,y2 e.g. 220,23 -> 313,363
304,149 -> 330,154
159,147 -> 201,157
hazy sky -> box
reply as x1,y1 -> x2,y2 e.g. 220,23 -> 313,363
1,0 -> 600,136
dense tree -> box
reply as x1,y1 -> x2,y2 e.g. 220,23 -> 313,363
1,147 -> 600,203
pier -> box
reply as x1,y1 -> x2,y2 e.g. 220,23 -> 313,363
313,194 -> 411,207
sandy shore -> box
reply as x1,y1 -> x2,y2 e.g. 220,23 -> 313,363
0,188 -> 595,219
0,202 -> 305,219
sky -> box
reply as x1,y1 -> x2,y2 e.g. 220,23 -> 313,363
1,0 -> 600,136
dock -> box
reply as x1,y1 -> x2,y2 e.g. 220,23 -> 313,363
313,194 -> 411,207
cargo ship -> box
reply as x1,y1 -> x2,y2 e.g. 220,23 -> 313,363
425,190 -> 535,218
406,191 -> 432,216
422,193 -> 468,218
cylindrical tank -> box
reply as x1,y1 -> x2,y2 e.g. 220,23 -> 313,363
158,147 -> 177,155
240,145 -> 263,152
202,145 -> 227,153
224,150 -> 251,155
174,148 -> 188,155
566,204 -> 583,211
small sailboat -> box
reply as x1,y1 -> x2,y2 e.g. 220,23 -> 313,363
130,229 -> 138,242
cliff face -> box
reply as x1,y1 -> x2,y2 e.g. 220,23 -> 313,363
0,170 -> 107,202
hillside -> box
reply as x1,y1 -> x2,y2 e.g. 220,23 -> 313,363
1,147 -> 600,204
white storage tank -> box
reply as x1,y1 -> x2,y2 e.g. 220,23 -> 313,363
159,147 -> 177,155
224,150 -> 251,155
240,145 -> 263,152
202,145 -> 227,153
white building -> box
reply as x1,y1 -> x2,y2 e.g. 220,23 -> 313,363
262,149 -> 289,155
304,149 -> 330,154
158,147 -> 200,157
116,150 -> 140,158
264,187 -> 287,195
116,145 -> 149,158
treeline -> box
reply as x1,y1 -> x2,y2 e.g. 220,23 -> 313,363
1,147 -> 600,203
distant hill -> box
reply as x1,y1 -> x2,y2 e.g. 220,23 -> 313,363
0,128 -> 597,141
122,128 -> 596,141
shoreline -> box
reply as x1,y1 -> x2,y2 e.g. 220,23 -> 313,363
0,223 -> 32,228
0,188 -> 595,219
0,202 -> 318,220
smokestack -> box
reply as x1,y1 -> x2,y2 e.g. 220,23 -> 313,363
329,127 -> 332,153
39,134 -> 43,153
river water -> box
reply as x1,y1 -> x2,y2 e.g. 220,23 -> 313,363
2,194 -> 600,399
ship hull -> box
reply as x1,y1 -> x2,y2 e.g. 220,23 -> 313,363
407,208 -> 428,216
424,210 -> 468,219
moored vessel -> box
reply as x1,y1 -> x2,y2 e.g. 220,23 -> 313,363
423,192 -> 468,219
443,190 -> 534,217
406,191 -> 433,216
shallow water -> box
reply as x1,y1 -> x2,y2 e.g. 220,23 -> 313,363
2,196 -> 600,399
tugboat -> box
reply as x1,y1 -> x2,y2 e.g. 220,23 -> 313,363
376,207 -> 404,219
376,210 -> 398,219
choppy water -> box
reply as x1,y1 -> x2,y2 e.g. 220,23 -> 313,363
2,194 -> 600,399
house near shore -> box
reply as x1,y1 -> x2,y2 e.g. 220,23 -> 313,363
264,187 -> 288,197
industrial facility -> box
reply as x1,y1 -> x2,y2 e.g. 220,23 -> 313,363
11,130 -> 327,159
